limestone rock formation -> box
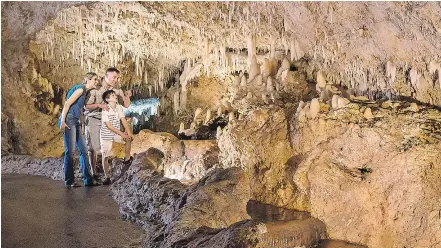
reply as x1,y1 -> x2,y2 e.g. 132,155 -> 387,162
111,151 -> 254,247
289,100 -> 441,247
131,130 -> 220,181
218,107 -> 305,209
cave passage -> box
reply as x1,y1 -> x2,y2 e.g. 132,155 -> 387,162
123,97 -> 160,134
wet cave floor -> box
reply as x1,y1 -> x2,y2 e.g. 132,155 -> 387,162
1,174 -> 143,248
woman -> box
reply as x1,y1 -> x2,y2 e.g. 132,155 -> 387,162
58,72 -> 100,188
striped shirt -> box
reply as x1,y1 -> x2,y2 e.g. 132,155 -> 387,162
100,104 -> 125,141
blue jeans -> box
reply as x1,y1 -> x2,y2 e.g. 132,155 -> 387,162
63,114 -> 94,186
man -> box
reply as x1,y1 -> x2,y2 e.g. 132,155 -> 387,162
84,67 -> 132,177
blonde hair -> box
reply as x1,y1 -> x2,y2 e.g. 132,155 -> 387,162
82,72 -> 98,84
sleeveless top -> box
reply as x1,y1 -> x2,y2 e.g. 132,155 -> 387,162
58,84 -> 87,126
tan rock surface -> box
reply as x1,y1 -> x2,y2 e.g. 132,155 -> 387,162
218,107 -> 304,208
289,101 -> 441,247
132,130 -> 220,180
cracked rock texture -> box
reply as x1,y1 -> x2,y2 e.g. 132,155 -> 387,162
289,99 -> 441,247
111,151 -> 259,248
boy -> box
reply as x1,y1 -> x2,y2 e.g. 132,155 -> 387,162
100,89 -> 134,185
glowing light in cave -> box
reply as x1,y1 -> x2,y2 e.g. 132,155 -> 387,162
123,98 -> 160,133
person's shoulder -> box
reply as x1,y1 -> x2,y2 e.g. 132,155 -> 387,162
88,87 -> 99,94
116,104 -> 125,111
114,88 -> 124,95
71,84 -> 85,90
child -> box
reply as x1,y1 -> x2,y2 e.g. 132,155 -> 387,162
100,89 -> 134,185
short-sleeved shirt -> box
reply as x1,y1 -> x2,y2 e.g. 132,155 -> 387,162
100,104 -> 125,141
57,84 -> 86,127
85,86 -> 125,118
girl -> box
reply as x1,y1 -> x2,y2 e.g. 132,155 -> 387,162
58,72 -> 100,188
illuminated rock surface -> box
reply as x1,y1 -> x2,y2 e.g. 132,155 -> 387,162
2,2 -> 441,248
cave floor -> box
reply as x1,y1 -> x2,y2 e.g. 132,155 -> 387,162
1,174 -> 143,248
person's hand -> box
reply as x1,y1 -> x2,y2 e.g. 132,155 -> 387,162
124,90 -> 132,98
60,121 -> 70,130
100,104 -> 109,111
121,132 -> 130,140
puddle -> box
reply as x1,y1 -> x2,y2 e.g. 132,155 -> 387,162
247,200 -> 311,222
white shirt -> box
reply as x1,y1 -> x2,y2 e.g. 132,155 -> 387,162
100,104 -> 125,141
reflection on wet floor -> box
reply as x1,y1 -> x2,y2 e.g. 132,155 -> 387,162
2,174 -> 144,248
247,200 -> 311,222
247,200 -> 367,248
318,239 -> 368,248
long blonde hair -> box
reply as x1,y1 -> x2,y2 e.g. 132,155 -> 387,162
82,72 -> 98,84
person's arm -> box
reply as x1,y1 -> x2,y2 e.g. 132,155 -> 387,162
122,90 -> 131,108
104,121 -> 128,139
85,103 -> 109,111
118,105 -> 133,139
59,88 -> 83,129
120,117 -> 133,139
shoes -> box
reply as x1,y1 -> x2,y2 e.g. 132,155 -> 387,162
65,182 -> 82,188
102,178 -> 111,185
123,156 -> 134,165
85,181 -> 101,187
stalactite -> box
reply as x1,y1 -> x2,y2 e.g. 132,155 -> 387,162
173,90 -> 180,115
180,90 -> 187,111
247,35 -> 256,66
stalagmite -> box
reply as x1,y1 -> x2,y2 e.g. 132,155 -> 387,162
190,122 -> 196,129
179,122 -> 185,134
331,95 -> 339,109
148,85 -> 152,96
246,92 -> 253,99
204,109 -> 212,125
304,103 -> 311,119
240,74 -> 247,87
310,98 -> 320,118
337,96 -> 349,108
317,70 -> 327,89
255,74 -> 263,86
216,126 -> 222,138
363,108 -> 373,118
234,75 -> 241,87
261,58 -> 271,82
228,112 -> 236,122
217,106 -> 223,116
408,102 -> 419,112
262,93 -> 269,104
249,55 -> 259,82
276,58 -> 290,80
296,101 -> 305,114
194,107 -> 203,121
409,68 -> 419,91
266,76 -> 274,92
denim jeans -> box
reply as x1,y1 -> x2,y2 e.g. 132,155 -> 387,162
63,114 -> 93,185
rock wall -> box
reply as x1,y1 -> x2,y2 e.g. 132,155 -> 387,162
111,151 -> 259,247
289,97 -> 441,247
